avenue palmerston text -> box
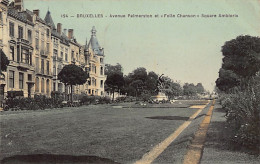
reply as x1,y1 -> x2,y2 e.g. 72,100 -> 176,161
61,13 -> 239,18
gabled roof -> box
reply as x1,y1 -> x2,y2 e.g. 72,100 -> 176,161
88,26 -> 104,56
44,10 -> 56,30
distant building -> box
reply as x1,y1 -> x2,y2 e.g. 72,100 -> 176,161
85,27 -> 106,96
0,0 -> 106,101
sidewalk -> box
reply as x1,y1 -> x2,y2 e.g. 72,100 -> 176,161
201,101 -> 260,164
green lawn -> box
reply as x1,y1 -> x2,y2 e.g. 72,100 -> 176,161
0,101 -> 208,164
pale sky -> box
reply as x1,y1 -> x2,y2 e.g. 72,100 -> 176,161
23,0 -> 260,92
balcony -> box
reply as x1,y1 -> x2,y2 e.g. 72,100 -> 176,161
40,50 -> 48,58
17,62 -> 34,71
17,38 -> 31,46
57,57 -> 63,62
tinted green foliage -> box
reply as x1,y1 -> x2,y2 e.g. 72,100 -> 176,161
0,49 -> 10,72
58,64 -> 89,86
217,35 -> 260,91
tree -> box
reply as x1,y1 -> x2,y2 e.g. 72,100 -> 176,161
162,76 -> 183,99
183,83 -> 197,96
216,68 -> 240,92
145,71 -> 158,96
105,63 -> 123,76
124,67 -> 148,97
131,67 -> 148,82
58,64 -> 89,102
195,83 -> 205,94
105,73 -> 125,101
130,80 -> 144,98
0,49 -> 10,76
216,35 -> 260,92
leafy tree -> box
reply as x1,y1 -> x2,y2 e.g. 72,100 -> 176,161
124,67 -> 148,97
0,49 -> 10,76
58,64 -> 89,101
183,83 -> 197,96
221,35 -> 260,78
105,63 -> 123,76
216,68 -> 240,92
131,67 -> 148,82
195,83 -> 205,94
162,76 -> 183,99
145,71 -> 158,96
130,80 -> 144,98
105,73 -> 125,101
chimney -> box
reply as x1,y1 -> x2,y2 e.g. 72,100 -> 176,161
57,23 -> 62,35
33,9 -> 40,17
14,0 -> 24,11
68,29 -> 74,39
63,29 -> 67,36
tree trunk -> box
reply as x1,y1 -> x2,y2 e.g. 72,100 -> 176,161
112,89 -> 115,102
71,84 -> 73,102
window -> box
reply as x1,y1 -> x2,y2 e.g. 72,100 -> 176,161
17,45 -> 20,61
9,22 -> 14,37
53,64 -> 56,76
53,82 -> 56,91
28,74 -> 32,81
18,26 -> 23,39
10,46 -> 14,61
54,49 -> 57,56
61,51 -> 63,60
47,29 -> 50,37
71,51 -> 75,61
19,72 -> 24,89
29,52 -> 32,65
41,59 -> 44,74
94,66 -> 96,74
65,53 -> 68,61
36,32 -> 39,49
46,79 -> 50,94
9,71 -> 14,88
100,66 -> 103,75
47,61 -> 50,75
100,58 -> 103,63
21,48 -> 29,64
35,57 -> 39,73
35,77 -> 39,92
100,80 -> 103,88
88,89 -> 91,94
41,78 -> 44,93
28,30 -> 32,42
41,40 -> 44,51
46,43 -> 50,53
36,38 -> 39,49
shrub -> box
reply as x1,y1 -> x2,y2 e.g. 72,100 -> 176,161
140,93 -> 151,102
221,77 -> 260,153
5,95 -> 65,111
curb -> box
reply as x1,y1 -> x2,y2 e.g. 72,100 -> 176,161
183,99 -> 215,164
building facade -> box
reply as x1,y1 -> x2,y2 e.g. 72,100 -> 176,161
0,0 -> 106,101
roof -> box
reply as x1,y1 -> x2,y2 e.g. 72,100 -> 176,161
88,26 -> 104,56
8,7 -> 34,26
44,10 -> 56,30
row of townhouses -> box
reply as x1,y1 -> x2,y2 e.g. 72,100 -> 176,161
0,0 -> 106,101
